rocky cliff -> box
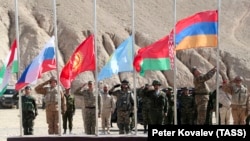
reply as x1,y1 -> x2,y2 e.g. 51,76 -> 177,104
1,0 -> 250,97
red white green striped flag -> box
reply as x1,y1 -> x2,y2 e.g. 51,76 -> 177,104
133,35 -> 174,76
0,40 -> 18,96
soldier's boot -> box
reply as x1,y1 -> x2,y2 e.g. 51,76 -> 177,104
102,127 -> 106,134
29,128 -> 34,135
69,129 -> 72,134
23,128 -> 28,135
107,127 -> 110,134
63,129 -> 66,134
143,125 -> 147,134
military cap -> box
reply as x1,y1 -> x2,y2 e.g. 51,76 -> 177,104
182,87 -> 189,91
49,76 -> 57,82
191,66 -> 197,74
167,86 -> 173,91
152,80 -> 161,86
121,79 -> 129,84
234,76 -> 243,81
25,85 -> 31,90
88,81 -> 93,84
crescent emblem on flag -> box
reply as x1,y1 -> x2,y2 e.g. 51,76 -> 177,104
72,52 -> 83,71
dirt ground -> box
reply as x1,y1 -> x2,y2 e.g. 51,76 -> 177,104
0,108 -> 146,141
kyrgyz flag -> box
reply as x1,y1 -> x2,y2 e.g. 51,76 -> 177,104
133,35 -> 174,76
0,40 -> 18,96
60,35 -> 95,89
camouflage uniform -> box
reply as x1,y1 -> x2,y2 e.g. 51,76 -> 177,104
22,86 -> 38,135
143,80 -> 168,125
63,90 -> 75,134
35,77 -> 66,134
179,87 -> 195,125
137,85 -> 150,133
164,87 -> 174,125
109,80 -> 134,134
192,67 -> 216,125
74,82 -> 101,135
230,76 -> 250,125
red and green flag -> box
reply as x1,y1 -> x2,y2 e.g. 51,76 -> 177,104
133,35 -> 174,76
0,40 -> 18,95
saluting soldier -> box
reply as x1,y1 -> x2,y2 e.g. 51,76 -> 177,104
191,66 -> 216,125
109,80 -> 134,134
35,76 -> 66,134
74,81 -> 101,135
143,80 -> 168,125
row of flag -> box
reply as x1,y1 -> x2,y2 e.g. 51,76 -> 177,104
0,10 -> 218,94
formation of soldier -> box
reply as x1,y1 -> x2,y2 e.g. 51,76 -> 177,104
19,65 -> 250,135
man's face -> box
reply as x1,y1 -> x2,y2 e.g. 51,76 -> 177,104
103,86 -> 108,93
50,80 -> 57,87
121,83 -> 128,89
25,88 -> 31,95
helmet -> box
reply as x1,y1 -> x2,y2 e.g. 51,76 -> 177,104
167,86 -> 173,92
121,79 -> 129,84
152,80 -> 161,86
234,76 -> 243,81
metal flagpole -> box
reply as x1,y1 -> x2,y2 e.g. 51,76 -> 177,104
93,0 -> 99,136
131,0 -> 137,135
215,0 -> 221,125
173,0 -> 177,125
15,0 -> 22,136
52,0 -> 62,135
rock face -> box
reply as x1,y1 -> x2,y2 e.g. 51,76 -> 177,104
1,0 -> 250,102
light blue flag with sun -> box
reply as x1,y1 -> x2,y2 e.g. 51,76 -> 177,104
97,36 -> 133,81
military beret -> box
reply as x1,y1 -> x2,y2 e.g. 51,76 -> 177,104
121,79 -> 129,84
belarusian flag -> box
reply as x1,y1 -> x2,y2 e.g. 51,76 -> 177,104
0,40 -> 18,96
133,35 -> 174,76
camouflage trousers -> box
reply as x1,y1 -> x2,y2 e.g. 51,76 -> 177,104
117,110 -> 130,134
180,109 -> 194,125
22,113 -> 35,135
46,110 -> 59,134
195,95 -> 209,125
84,108 -> 96,135
231,105 -> 247,125
149,109 -> 164,125
164,108 -> 174,125
142,108 -> 150,125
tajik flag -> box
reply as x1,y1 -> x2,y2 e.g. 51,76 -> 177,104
0,40 -> 18,96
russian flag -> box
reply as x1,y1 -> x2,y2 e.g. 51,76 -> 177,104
15,36 -> 56,90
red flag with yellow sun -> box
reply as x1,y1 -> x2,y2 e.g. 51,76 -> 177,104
60,35 -> 95,89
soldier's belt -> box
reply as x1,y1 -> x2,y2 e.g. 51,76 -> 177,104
195,93 -> 209,95
85,106 -> 95,109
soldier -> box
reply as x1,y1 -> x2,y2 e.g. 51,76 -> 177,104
179,87 -> 195,125
35,76 -> 66,134
164,86 -> 174,125
63,88 -> 75,134
143,80 -> 168,125
108,80 -> 134,134
74,81 -> 101,135
218,80 -> 232,125
100,84 -> 115,134
191,66 -> 216,125
230,76 -> 250,125
22,86 -> 38,135
137,84 -> 150,133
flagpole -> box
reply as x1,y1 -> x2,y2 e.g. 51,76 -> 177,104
93,0 -> 99,136
215,0 -> 221,125
131,0 -> 137,135
173,0 -> 177,125
15,0 -> 22,136
52,0 -> 62,135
